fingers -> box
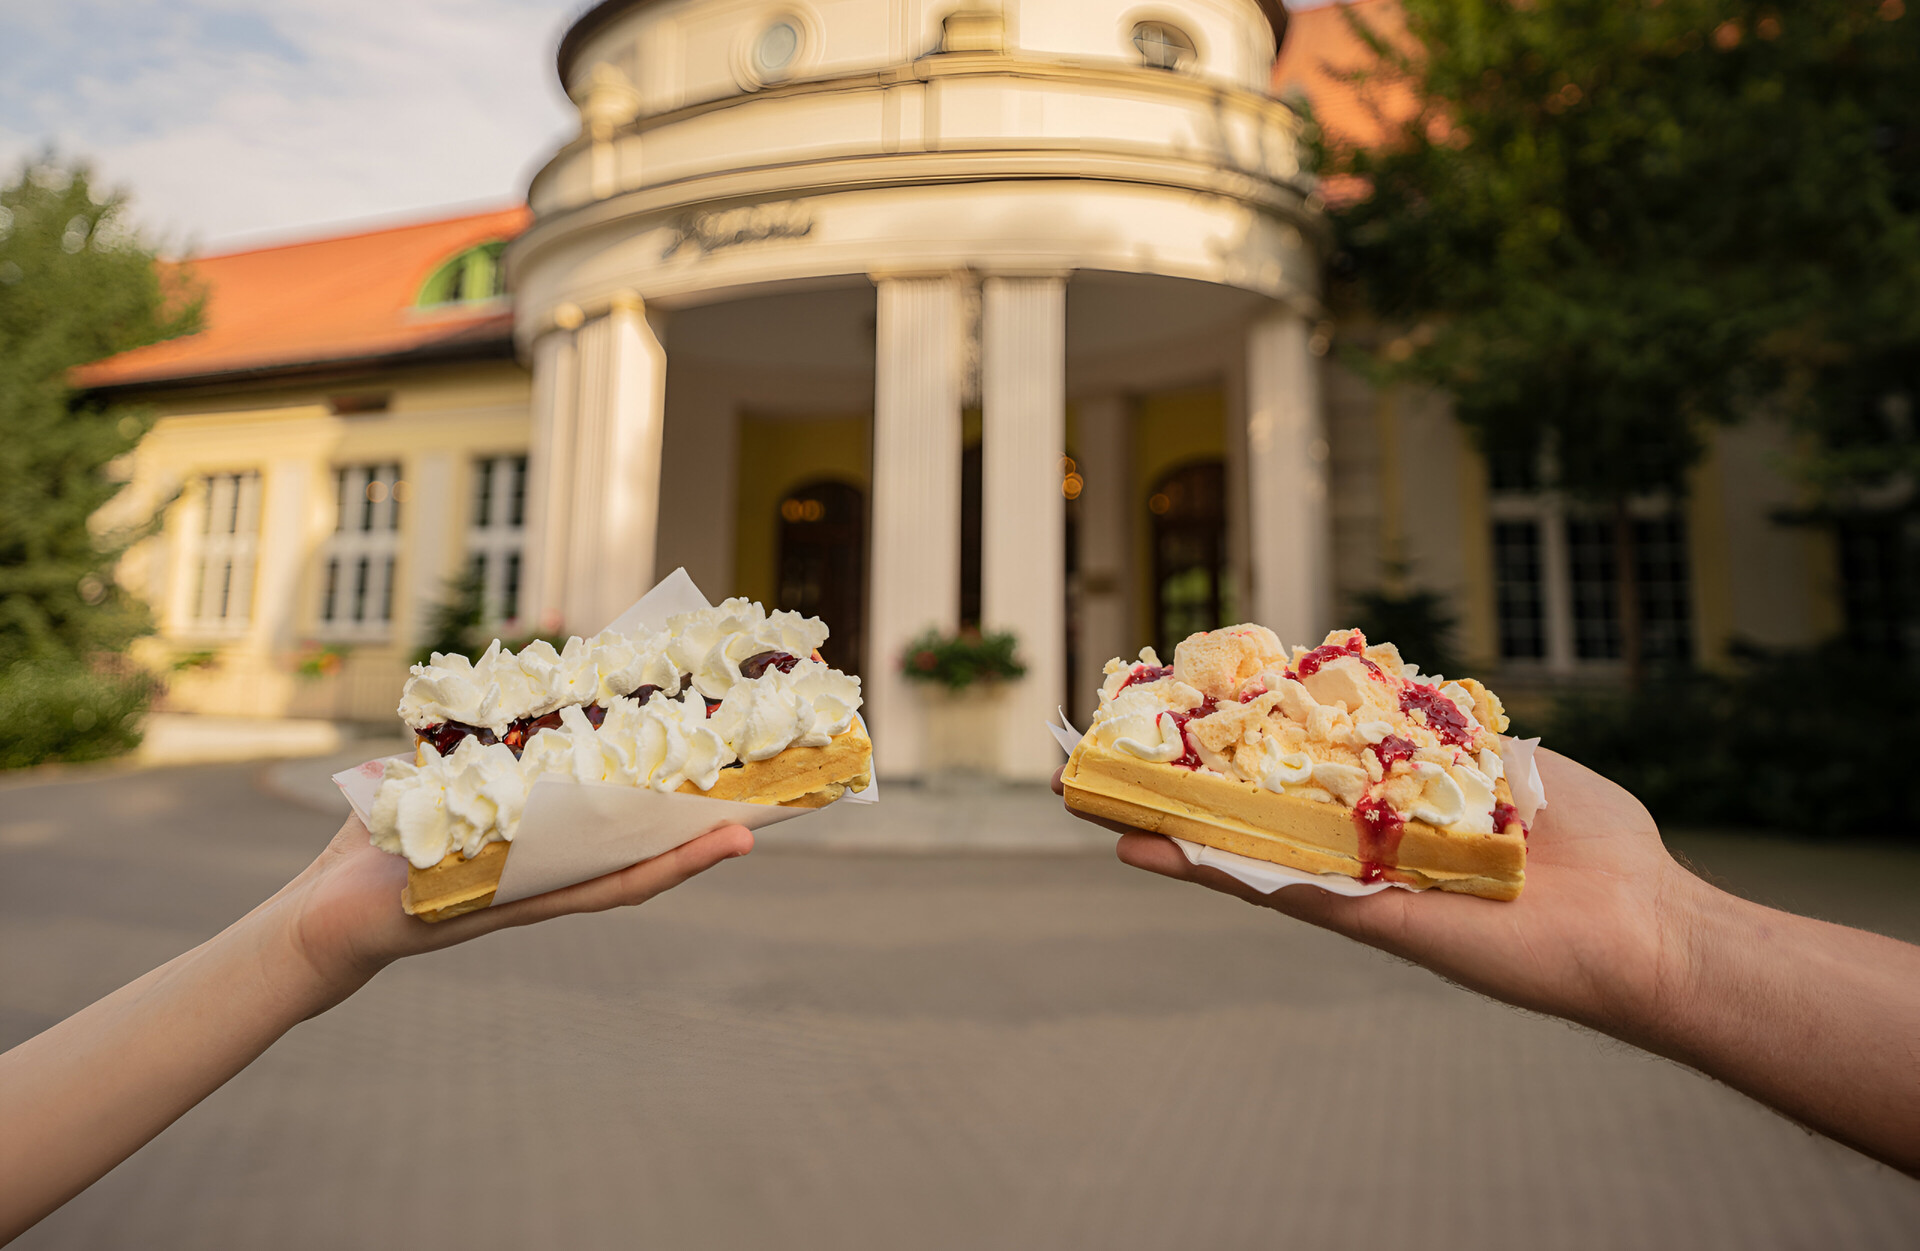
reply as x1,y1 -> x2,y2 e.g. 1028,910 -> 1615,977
1051,765 -> 1066,796
1113,830 -> 1410,946
484,825 -> 754,932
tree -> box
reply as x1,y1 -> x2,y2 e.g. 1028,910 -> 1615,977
1323,0 -> 1920,682
0,156 -> 200,766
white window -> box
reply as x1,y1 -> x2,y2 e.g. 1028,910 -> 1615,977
189,471 -> 262,630
1489,460 -> 1693,669
467,455 -> 526,626
318,463 -> 402,637
1132,21 -> 1195,71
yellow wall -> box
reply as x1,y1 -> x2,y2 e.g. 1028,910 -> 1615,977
118,360 -> 533,722
1131,385 -> 1227,644
732,413 -> 870,609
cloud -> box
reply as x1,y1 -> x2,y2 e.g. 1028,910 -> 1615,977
0,0 -> 579,252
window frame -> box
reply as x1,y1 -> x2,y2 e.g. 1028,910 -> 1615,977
315,462 -> 404,641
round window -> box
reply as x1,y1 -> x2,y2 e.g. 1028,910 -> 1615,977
1131,21 -> 1195,71
752,20 -> 801,80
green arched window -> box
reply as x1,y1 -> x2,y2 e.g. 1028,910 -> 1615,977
416,241 -> 507,307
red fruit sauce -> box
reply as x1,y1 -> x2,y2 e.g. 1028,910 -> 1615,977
1116,663 -> 1175,693
1166,698 -> 1220,769
1493,801 -> 1529,840
1294,634 -> 1382,681
1354,796 -> 1405,881
1399,684 -> 1473,748
1368,734 -> 1419,772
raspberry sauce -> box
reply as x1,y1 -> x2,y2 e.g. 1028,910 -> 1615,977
1166,698 -> 1220,769
1493,801 -> 1529,840
1399,684 -> 1473,747
417,720 -> 496,756
1294,634 -> 1382,680
1117,663 -> 1174,693
1368,734 -> 1419,772
1354,796 -> 1405,880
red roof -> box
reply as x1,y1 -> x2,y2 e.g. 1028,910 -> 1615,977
1273,0 -> 1416,151
77,205 -> 531,391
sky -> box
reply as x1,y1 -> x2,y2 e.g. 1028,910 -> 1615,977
0,0 -> 581,255
0,0 -> 1334,257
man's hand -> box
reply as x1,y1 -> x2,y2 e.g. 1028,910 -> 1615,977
269,817 -> 756,1014
1058,747 -> 1920,1176
1057,748 -> 1691,1037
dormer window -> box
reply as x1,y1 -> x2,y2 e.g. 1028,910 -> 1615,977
1132,21 -> 1195,71
417,241 -> 507,307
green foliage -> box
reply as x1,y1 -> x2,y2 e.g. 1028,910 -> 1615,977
412,568 -> 561,664
415,568 -> 487,665
0,659 -> 155,770
1349,585 -> 1462,678
1327,0 -> 1920,506
0,155 -> 199,766
1544,647 -> 1914,838
901,628 -> 1027,691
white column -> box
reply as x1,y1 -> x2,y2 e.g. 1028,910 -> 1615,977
522,326 -> 577,636
1245,307 -> 1331,651
251,458 -> 309,655
565,295 -> 668,633
981,275 -> 1067,780
406,452 -> 455,650
1071,392 -> 1131,722
868,275 -> 964,778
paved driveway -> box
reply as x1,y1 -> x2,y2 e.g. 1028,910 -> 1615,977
3,761 -> 1916,1249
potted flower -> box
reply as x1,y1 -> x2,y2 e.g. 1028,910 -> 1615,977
900,628 -> 1026,774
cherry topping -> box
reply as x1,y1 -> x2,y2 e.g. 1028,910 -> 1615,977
1369,734 -> 1420,772
629,684 -> 661,706
741,650 -> 800,680
1354,796 -> 1406,880
1400,684 -> 1474,748
418,720 -> 496,756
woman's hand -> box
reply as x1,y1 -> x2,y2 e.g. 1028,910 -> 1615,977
0,816 -> 754,1242
269,817 -> 756,1013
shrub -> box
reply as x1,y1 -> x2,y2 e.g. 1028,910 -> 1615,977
901,628 -> 1026,692
0,660 -> 154,771
1543,647 -> 1914,839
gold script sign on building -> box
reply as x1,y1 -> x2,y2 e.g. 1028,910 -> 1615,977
662,202 -> 814,259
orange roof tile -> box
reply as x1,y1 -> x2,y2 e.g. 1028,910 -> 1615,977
77,205 -> 531,391
1273,0 -> 1417,151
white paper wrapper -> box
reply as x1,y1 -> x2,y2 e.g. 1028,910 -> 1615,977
335,568 -> 876,908
1046,709 -> 1546,898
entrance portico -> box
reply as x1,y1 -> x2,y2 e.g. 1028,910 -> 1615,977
508,0 -> 1328,781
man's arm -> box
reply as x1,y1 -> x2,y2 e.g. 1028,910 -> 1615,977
0,817 -> 753,1245
1063,750 -> 1920,1175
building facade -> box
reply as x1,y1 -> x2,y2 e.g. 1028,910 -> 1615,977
87,0 -> 1849,780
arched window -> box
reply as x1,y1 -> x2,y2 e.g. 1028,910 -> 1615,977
1131,21 -> 1196,71
1149,460 -> 1228,654
417,242 -> 507,307
776,479 -> 866,672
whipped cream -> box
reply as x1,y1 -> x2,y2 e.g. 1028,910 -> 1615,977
1084,627 -> 1512,837
377,598 -> 864,864
397,599 -> 833,732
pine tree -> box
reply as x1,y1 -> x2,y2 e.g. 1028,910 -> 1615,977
0,156 -> 200,766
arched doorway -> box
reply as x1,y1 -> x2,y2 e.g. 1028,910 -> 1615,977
1150,460 -> 1228,655
776,479 -> 866,673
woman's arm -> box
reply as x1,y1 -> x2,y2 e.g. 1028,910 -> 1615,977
0,816 -> 753,1244
1061,749 -> 1920,1176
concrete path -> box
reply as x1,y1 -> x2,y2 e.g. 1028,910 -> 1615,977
3,761 -> 1916,1250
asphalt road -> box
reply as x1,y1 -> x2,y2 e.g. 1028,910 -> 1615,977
3,760 -> 1916,1250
